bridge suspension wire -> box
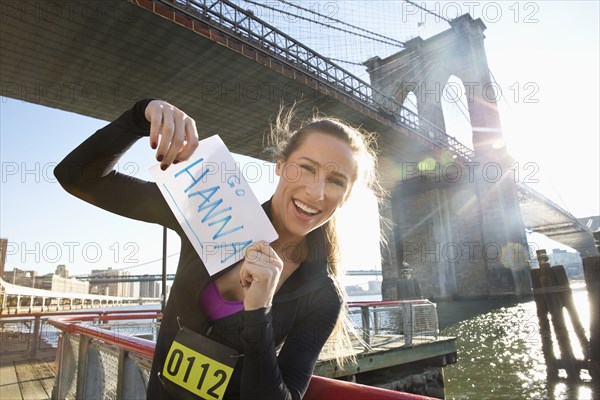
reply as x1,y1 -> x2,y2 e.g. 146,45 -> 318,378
328,58 -> 366,67
274,0 -> 406,48
71,252 -> 181,278
240,0 -> 405,48
488,67 -> 513,112
444,82 -> 472,123
402,0 -> 452,23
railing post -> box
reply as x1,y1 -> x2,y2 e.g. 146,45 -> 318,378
373,306 -> 379,336
29,315 -> 41,359
53,333 -> 65,399
54,333 -> 77,400
403,303 -> 413,347
116,349 -> 126,400
360,306 -> 371,345
75,337 -> 89,400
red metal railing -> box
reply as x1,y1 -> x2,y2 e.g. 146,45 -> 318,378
44,309 -> 437,399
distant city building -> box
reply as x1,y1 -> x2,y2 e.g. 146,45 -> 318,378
132,281 -> 140,299
368,280 -> 381,292
55,264 -> 68,278
549,248 -> 584,280
3,268 -> 37,287
37,265 -> 89,294
345,280 -> 382,296
166,284 -> 172,302
0,238 -> 8,277
140,281 -> 161,298
3,265 -> 91,294
89,267 -> 134,297
38,274 -> 90,294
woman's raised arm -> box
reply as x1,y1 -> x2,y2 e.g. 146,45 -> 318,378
54,99 -> 199,231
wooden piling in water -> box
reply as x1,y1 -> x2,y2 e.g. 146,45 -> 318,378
583,230 -> 599,383
530,249 -> 589,381
529,266 -> 558,380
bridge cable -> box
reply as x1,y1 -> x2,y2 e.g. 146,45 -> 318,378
488,67 -> 513,111
240,0 -> 404,48
250,0 -> 458,135
72,252 -> 181,278
328,58 -> 366,67
444,82 -> 472,123
402,0 -> 452,23
274,0 -> 406,47
243,0 -> 467,148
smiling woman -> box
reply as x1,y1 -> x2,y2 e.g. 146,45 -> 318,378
53,98 -> 385,400
272,133 -> 356,241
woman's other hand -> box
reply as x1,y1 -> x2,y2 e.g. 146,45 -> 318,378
240,241 -> 284,311
145,100 -> 199,170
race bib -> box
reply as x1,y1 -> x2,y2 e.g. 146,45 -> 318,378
162,327 -> 239,399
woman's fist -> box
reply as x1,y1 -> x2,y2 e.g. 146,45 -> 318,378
144,100 -> 199,170
239,241 -> 284,311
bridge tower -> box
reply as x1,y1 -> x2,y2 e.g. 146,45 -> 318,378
365,15 -> 531,299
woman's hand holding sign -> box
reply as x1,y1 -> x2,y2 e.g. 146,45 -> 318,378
145,100 -> 199,170
240,241 -> 284,311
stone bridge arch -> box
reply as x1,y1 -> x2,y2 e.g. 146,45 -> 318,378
365,14 -> 531,299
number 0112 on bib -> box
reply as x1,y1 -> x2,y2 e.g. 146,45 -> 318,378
162,327 -> 239,399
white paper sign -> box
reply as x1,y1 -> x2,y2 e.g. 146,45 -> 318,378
149,135 -> 278,275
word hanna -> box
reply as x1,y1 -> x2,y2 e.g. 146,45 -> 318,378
175,157 -> 251,264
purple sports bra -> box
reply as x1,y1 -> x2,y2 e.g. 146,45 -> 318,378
199,281 -> 244,321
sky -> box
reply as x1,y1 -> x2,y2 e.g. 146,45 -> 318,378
1,1 -> 598,279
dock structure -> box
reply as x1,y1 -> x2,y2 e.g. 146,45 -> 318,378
316,336 -> 456,378
317,300 -> 456,397
530,249 -> 597,388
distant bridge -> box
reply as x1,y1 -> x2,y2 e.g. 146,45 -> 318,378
76,270 -> 383,284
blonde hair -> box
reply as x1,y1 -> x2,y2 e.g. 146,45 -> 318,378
266,105 -> 386,367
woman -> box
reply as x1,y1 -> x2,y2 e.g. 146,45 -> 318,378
54,98 -> 381,399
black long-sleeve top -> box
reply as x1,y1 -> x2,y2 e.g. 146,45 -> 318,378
54,99 -> 342,400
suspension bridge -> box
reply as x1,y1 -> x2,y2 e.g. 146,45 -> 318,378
1,0 -> 596,300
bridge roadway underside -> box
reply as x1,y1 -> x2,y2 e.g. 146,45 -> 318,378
0,0 -> 439,187
518,184 -> 598,256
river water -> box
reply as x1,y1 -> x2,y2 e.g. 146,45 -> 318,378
438,285 -> 594,400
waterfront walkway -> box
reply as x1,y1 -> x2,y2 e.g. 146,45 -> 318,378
0,359 -> 55,400
0,326 -> 57,399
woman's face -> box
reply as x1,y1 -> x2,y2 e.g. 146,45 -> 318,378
272,131 -> 356,240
